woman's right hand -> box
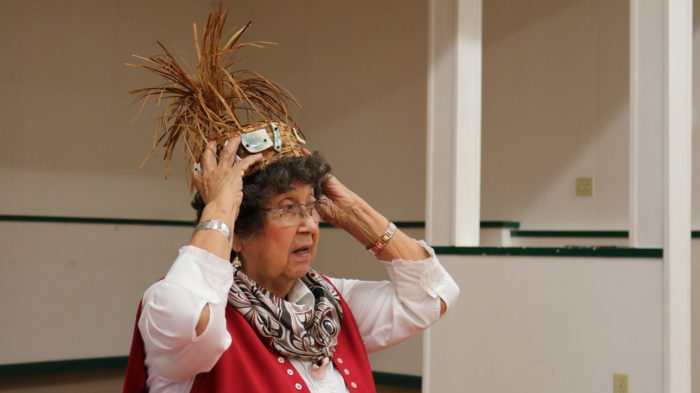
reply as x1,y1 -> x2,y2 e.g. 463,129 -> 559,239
190,134 -> 261,255
192,134 -> 262,226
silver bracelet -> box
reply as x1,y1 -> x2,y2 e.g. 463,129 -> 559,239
193,219 -> 231,241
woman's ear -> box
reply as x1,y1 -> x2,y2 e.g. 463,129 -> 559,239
232,235 -> 243,253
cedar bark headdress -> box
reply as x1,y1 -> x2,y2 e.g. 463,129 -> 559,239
127,6 -> 306,185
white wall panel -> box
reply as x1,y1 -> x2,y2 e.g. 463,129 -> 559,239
0,222 -> 190,364
425,254 -> 663,393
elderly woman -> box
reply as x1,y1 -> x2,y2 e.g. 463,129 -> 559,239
122,9 -> 458,393
123,133 -> 459,393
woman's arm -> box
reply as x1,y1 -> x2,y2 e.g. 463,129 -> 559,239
318,175 -> 448,313
188,135 -> 261,335
138,135 -> 261,381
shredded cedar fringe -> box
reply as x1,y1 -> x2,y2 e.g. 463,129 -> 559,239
126,5 -> 301,183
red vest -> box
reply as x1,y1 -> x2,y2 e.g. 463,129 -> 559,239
123,289 -> 376,393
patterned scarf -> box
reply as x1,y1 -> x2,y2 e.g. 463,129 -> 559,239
228,268 -> 344,364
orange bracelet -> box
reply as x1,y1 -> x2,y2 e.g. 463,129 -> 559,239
367,222 -> 397,255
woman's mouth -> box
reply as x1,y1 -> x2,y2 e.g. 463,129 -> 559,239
292,247 -> 311,255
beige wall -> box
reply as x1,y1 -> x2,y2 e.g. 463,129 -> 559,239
0,0 -> 427,220
226,0 -> 429,220
481,0 -> 630,230
0,0 -> 199,219
482,0 -> 700,231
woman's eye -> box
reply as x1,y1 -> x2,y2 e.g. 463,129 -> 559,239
281,205 -> 296,213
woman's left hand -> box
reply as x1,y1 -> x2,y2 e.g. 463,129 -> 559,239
316,174 -> 361,231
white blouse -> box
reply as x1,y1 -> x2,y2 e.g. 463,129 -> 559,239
138,242 -> 459,393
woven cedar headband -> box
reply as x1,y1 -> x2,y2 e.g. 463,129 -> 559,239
126,5 -> 307,187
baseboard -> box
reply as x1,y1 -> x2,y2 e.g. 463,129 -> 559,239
0,356 -> 128,377
372,371 -> 422,388
0,357 -> 423,388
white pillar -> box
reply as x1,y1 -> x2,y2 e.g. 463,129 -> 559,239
629,0 -> 664,248
630,0 -> 692,391
663,1 -> 692,392
426,0 -> 482,247
424,1 -> 482,392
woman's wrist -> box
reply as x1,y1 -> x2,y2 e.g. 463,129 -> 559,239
341,199 -> 390,248
340,198 -> 429,261
190,200 -> 236,259
199,200 -> 236,229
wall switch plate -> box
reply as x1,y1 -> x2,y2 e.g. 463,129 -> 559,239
613,373 -> 628,393
576,177 -> 594,197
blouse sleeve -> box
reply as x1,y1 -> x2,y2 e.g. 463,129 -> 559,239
138,246 -> 234,381
329,240 -> 460,353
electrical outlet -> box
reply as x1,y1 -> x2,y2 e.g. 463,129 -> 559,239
613,373 -> 628,393
576,177 -> 594,197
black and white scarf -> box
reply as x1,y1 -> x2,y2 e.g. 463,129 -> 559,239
228,268 -> 343,364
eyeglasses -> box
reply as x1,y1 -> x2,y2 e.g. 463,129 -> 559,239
262,199 -> 327,226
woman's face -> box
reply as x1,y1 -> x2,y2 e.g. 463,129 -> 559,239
235,180 -> 320,296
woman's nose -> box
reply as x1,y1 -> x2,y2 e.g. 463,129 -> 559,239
296,209 -> 318,231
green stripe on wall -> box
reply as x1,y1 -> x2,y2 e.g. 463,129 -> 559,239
433,246 -> 662,258
480,221 -> 520,229
0,357 -> 422,388
0,214 -> 193,227
0,357 -> 128,377
511,230 -> 629,238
